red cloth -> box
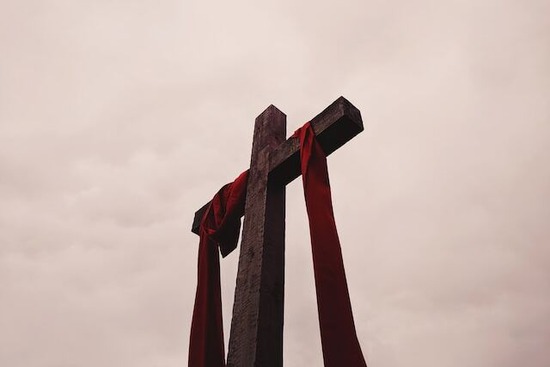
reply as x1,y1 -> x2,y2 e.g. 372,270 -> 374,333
294,122 -> 367,367
188,170 -> 248,367
189,122 -> 366,366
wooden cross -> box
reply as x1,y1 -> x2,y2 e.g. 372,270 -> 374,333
191,96 -> 363,367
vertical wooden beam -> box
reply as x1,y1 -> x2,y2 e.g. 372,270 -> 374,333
226,106 -> 286,367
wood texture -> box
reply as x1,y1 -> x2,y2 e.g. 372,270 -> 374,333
226,106 -> 286,367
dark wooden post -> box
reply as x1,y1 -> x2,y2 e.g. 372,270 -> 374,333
226,106 -> 287,367
191,96 -> 364,367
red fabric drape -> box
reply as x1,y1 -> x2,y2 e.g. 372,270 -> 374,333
189,122 -> 366,367
294,122 -> 367,367
188,170 -> 248,367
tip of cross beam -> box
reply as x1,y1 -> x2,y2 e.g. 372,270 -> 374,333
260,104 -> 286,117
335,95 -> 350,104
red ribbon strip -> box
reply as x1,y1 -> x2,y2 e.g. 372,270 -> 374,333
189,122 -> 366,366
188,170 -> 248,367
294,122 -> 367,367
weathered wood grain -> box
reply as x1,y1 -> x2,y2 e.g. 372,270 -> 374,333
225,106 -> 286,367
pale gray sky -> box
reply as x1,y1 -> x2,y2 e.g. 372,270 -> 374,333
1,0 -> 549,366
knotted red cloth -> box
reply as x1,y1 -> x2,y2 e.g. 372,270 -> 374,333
189,122 -> 366,366
188,170 -> 248,367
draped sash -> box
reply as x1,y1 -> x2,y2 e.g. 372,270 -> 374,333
189,123 -> 366,366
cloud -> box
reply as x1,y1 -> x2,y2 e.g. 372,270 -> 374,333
1,0 -> 549,366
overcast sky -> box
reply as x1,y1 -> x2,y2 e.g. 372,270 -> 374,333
1,0 -> 549,366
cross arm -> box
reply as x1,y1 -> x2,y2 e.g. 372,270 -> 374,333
191,96 -> 363,235
268,96 -> 363,185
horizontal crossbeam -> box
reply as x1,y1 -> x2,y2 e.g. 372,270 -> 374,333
191,96 -> 363,235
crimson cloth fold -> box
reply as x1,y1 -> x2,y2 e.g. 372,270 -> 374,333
189,122 -> 366,367
188,170 -> 248,367
294,122 -> 367,367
